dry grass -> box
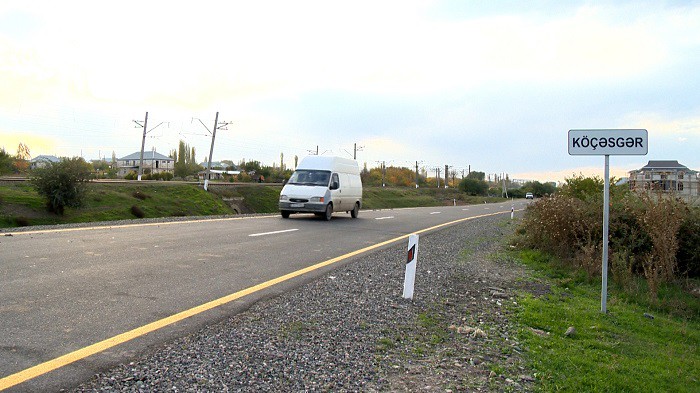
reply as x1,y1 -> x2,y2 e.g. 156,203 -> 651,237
516,190 -> 698,304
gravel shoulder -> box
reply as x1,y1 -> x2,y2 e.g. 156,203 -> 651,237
74,214 -> 542,392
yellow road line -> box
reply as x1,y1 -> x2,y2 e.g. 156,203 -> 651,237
0,210 -> 513,391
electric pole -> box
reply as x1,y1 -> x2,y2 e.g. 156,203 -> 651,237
445,165 -> 449,188
352,143 -> 364,160
382,161 -> 386,187
415,161 -> 419,188
138,112 -> 147,181
133,112 -> 165,181
195,112 -> 232,191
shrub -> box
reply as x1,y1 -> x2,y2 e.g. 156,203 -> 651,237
517,176 -> 700,302
634,194 -> 685,298
130,205 -> 145,218
14,216 -> 30,227
132,190 -> 150,200
458,178 -> 488,196
124,171 -> 137,180
677,207 -> 700,277
30,157 -> 92,215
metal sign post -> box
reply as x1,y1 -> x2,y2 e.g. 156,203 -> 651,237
568,129 -> 648,313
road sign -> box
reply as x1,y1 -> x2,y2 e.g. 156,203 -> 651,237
567,128 -> 648,314
568,129 -> 648,156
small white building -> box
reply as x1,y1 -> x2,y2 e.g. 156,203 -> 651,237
117,151 -> 174,177
29,155 -> 60,169
628,160 -> 699,201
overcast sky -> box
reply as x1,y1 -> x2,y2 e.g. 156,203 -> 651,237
1,0 -> 698,182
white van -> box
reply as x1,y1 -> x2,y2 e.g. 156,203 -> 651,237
279,156 -> 363,220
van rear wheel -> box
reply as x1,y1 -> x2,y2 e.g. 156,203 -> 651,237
324,204 -> 333,221
350,202 -> 359,218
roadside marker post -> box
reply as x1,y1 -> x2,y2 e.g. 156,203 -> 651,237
568,129 -> 648,313
403,234 -> 419,299
511,205 -> 514,220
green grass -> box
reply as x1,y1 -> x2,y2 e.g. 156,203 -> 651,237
1,182 -> 511,228
361,186 -> 505,210
515,250 -> 700,392
0,182 -> 233,227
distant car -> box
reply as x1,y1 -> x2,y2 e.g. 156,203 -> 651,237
525,192 -> 534,199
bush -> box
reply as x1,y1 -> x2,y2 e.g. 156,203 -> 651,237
677,207 -> 700,277
124,171 -> 137,180
459,178 -> 488,196
30,157 -> 92,215
517,180 -> 699,302
130,205 -> 145,218
132,190 -> 150,200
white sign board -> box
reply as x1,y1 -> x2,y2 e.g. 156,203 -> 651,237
568,129 -> 648,156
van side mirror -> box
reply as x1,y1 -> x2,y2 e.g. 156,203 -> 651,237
330,181 -> 339,190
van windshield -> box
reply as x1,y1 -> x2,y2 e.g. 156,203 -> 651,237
287,170 -> 331,187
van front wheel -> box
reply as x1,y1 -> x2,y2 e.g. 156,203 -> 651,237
281,210 -> 290,218
324,204 -> 333,221
351,202 -> 359,218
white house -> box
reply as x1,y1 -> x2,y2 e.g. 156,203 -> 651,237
117,151 -> 174,177
29,155 -> 60,169
628,160 -> 699,201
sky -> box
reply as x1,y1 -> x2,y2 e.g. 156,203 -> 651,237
1,0 -> 699,183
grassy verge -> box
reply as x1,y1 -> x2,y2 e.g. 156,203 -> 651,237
0,182 -> 233,227
1,181 -> 511,228
361,186 -> 505,209
514,250 -> 700,392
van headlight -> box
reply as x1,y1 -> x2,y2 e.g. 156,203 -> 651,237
279,194 -> 288,201
309,197 -> 324,203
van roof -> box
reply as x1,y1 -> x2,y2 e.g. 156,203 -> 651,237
296,156 -> 360,175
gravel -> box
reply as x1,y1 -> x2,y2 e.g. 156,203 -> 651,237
73,214 -> 541,392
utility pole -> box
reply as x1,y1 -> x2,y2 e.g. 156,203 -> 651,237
444,165 -> 449,188
436,167 -> 441,188
204,112 -> 219,191
137,112 -> 147,181
353,143 -> 364,160
133,112 -> 165,181
195,112 -> 232,191
415,161 -> 419,188
382,161 -> 386,187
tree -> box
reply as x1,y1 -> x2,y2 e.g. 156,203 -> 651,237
466,171 -> 485,181
31,157 -> 92,215
175,140 -> 188,178
0,148 -> 15,175
14,143 -> 31,173
459,178 -> 489,196
523,180 -> 557,197
559,174 -> 603,200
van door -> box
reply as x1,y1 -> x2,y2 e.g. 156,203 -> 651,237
330,173 -> 342,211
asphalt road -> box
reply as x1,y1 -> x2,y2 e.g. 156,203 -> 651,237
0,200 -> 527,392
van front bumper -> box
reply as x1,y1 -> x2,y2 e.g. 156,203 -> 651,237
279,201 -> 326,213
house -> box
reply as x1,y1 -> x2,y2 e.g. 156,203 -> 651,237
628,160 -> 699,200
29,155 -> 60,169
197,169 -> 241,181
117,151 -> 174,177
